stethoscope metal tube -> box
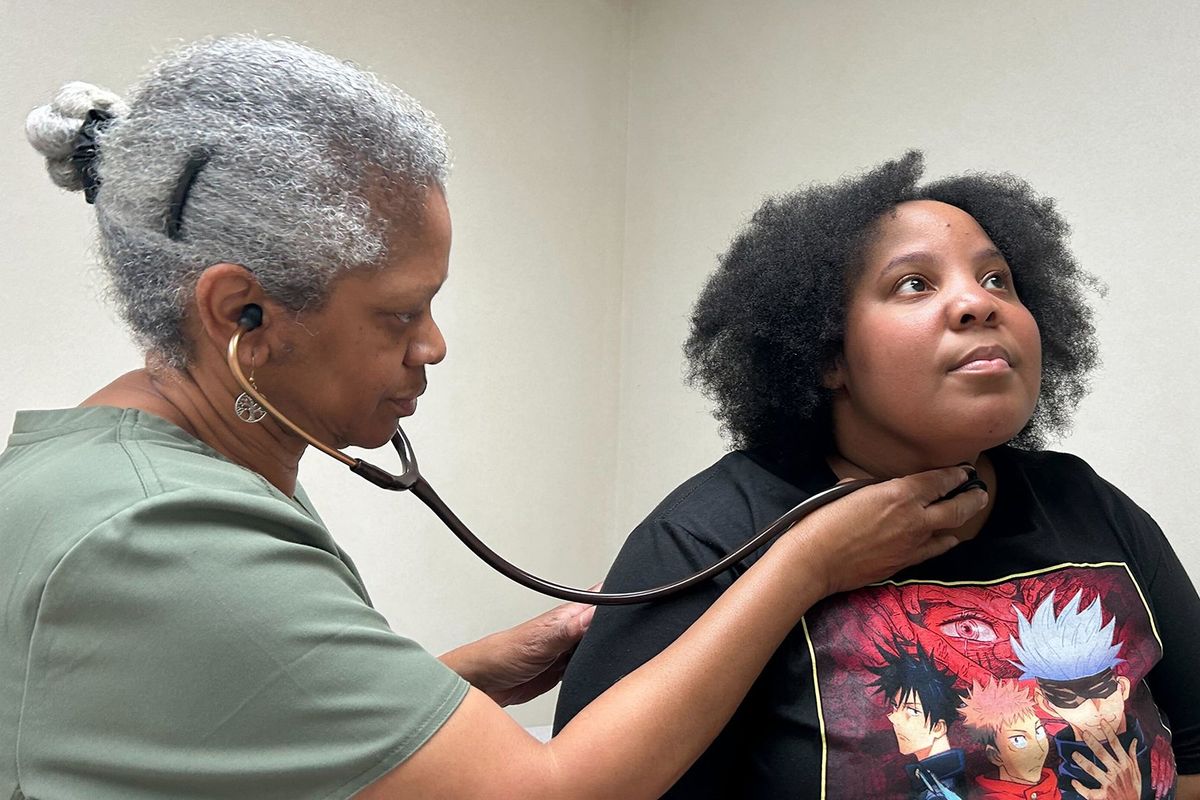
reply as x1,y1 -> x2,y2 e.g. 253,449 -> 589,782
227,314 -> 882,604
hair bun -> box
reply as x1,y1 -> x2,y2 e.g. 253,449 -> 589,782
25,81 -> 128,194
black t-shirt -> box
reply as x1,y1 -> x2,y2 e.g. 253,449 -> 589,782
555,446 -> 1200,799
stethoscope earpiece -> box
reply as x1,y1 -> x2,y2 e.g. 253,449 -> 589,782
238,304 -> 263,331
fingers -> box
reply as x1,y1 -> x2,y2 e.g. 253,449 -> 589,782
899,465 -> 978,506
921,487 -> 988,533
1072,750 -> 1108,783
537,586 -> 602,644
914,533 -> 961,563
1080,727 -> 1120,772
1070,779 -> 1102,799
573,605 -> 596,636
1099,720 -> 1133,769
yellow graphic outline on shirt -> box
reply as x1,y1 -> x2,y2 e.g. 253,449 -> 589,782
800,560 -> 1161,800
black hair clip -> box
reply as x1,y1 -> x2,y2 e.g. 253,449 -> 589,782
165,150 -> 210,240
70,108 -> 115,205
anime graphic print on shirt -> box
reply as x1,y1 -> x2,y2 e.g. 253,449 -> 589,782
805,563 -> 1178,800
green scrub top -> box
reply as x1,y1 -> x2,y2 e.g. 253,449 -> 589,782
0,406 -> 468,799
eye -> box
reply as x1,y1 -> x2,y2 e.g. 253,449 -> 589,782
895,275 -> 930,294
1035,723 -> 1046,741
905,706 -> 921,719
393,310 -> 419,324
982,271 -> 1009,290
938,616 -> 998,642
1009,734 -> 1029,749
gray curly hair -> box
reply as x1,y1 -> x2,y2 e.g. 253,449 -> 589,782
25,35 -> 450,366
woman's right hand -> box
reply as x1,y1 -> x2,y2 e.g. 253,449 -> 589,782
788,465 -> 987,597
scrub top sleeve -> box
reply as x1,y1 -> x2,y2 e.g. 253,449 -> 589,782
17,488 -> 468,800
553,516 -> 751,800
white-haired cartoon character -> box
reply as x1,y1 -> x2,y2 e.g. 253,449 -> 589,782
1010,590 -> 1152,800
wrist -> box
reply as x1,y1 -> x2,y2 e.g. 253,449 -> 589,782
758,531 -> 832,613
439,638 -> 493,688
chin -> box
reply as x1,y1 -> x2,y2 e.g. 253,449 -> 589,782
941,403 -> 1034,450
359,429 -> 400,450
345,418 -> 404,450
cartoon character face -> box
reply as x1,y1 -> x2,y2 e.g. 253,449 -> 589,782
914,585 -> 1024,678
987,713 -> 1049,783
887,690 -> 947,757
847,583 -> 1036,686
1041,675 -> 1131,740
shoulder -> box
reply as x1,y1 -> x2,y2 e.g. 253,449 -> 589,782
1000,445 -> 1096,480
2,407 -> 340,627
2,406 -> 293,532
997,446 -> 1166,555
5,407 -> 357,650
629,449 -> 818,551
1000,446 -> 1139,510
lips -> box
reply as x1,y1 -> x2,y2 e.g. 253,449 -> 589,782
951,344 -> 1012,373
390,385 -> 426,416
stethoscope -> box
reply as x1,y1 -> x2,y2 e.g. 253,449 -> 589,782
228,304 -> 896,605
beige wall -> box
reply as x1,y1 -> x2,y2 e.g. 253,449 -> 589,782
2,0 -> 1197,733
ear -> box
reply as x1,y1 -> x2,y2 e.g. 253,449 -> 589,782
985,744 -> 1003,768
1117,675 -> 1130,702
192,263 -> 276,369
931,719 -> 947,739
822,353 -> 847,390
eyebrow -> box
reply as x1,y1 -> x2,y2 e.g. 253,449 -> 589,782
878,247 -> 1006,282
379,277 -> 447,304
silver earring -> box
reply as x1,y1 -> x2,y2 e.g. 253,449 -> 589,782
235,358 -> 267,424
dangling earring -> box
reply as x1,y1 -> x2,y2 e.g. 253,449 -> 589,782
235,354 -> 267,424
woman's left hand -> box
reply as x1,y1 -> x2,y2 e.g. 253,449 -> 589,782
440,597 -> 597,707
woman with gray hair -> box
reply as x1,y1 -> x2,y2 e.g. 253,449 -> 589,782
2,36 -> 986,799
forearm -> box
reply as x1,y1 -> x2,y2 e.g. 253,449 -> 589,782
544,532 -> 824,799
1179,774 -> 1200,800
438,641 -> 484,685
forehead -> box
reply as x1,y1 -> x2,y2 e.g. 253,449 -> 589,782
865,200 -> 993,256
998,714 -> 1041,735
334,191 -> 452,302
892,689 -> 925,708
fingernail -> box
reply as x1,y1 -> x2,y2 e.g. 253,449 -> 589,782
956,462 -> 978,480
578,605 -> 596,631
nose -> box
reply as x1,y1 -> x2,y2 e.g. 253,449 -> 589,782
948,279 -> 999,330
407,314 -> 447,366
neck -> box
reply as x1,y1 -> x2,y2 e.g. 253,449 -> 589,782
914,736 -> 950,761
998,765 -> 1042,785
828,438 -> 997,544
831,422 -> 984,478
81,365 -> 306,497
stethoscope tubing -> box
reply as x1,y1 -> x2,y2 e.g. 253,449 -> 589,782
408,471 -> 882,604
228,317 -> 882,605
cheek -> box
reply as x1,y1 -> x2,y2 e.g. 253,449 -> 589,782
1016,310 -> 1044,378
843,313 -> 935,387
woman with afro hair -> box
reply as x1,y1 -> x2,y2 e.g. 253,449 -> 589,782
556,152 -> 1200,800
